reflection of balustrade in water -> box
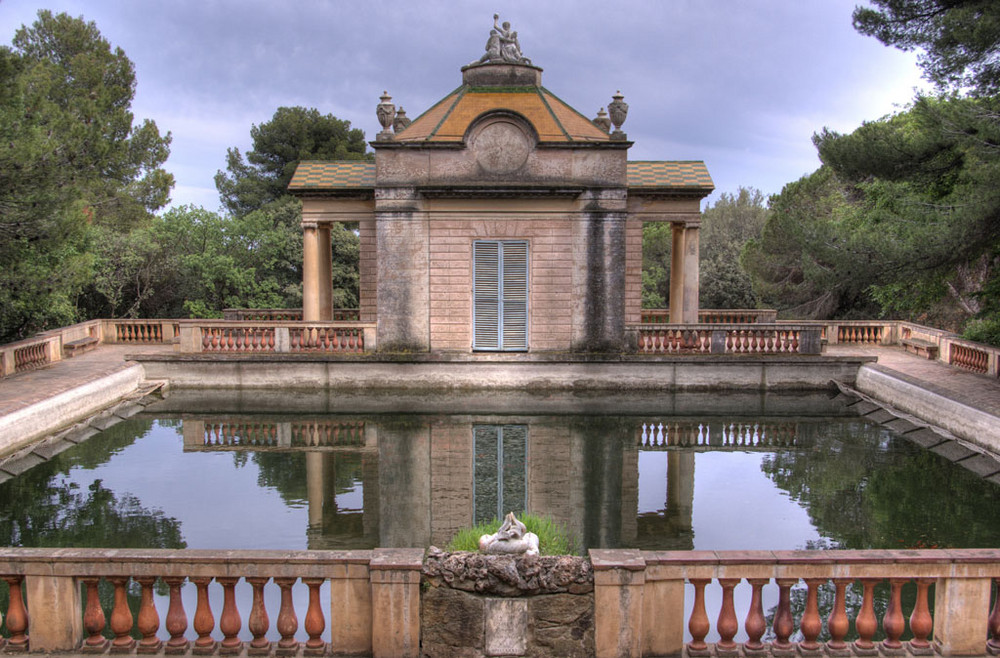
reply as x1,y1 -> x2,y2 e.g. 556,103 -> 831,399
199,420 -> 367,448
637,421 -> 797,449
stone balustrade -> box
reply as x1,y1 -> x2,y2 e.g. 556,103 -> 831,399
0,547 -> 422,657
633,324 -> 823,355
641,309 -> 778,324
3,548 -> 998,657
593,548 -> 1000,658
175,321 -> 376,354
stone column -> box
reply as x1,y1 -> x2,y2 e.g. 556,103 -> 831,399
302,222 -> 321,322
682,223 -> 701,323
669,222 -> 685,323
318,224 -> 333,322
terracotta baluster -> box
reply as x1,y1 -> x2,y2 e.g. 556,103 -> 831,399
800,579 -> 825,652
218,577 -> 242,654
303,577 -> 326,654
882,578 -> 906,652
275,577 -> 299,654
989,578 -> 1000,655
716,578 -> 740,653
909,577 -> 934,654
163,576 -> 189,654
192,577 -> 216,654
744,578 -> 768,653
827,578 -> 851,654
247,577 -> 271,654
82,577 -> 108,651
772,578 -> 796,651
136,577 -> 162,653
854,579 -> 880,654
3,576 -> 27,650
109,576 -> 136,651
687,579 -> 711,654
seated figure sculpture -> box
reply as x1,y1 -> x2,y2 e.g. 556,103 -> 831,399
478,512 -> 540,556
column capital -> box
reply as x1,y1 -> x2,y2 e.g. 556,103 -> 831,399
301,221 -> 319,230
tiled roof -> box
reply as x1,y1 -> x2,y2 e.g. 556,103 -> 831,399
627,161 -> 714,192
288,160 -> 714,192
287,161 -> 374,190
396,86 -> 609,143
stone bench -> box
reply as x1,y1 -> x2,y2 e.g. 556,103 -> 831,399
901,336 -> 938,360
63,335 -> 98,357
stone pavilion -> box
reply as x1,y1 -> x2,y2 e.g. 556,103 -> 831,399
289,17 -> 714,353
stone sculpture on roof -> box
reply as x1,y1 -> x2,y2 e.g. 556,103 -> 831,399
471,14 -> 532,66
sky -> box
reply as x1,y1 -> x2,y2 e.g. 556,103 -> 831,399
0,0 -> 928,211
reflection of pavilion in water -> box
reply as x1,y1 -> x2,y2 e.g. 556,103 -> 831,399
181,415 -> 797,551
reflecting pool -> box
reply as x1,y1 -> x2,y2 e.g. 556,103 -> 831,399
2,389 -> 999,552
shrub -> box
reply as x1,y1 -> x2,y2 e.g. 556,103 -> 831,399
962,315 -> 1000,348
446,514 -> 578,556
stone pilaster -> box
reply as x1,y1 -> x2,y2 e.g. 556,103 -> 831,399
375,188 -> 429,351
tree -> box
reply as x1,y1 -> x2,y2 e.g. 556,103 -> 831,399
854,0 -> 1000,95
215,106 -> 369,217
0,11 -> 172,342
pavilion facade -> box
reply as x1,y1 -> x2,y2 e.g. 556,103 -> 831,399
289,39 -> 713,353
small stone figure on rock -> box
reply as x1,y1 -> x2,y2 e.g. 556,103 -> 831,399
478,512 -> 540,556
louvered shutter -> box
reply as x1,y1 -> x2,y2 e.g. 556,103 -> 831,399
474,240 -> 528,351
501,241 -> 528,350
473,241 -> 500,350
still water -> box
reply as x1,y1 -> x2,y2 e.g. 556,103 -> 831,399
2,389 -> 999,552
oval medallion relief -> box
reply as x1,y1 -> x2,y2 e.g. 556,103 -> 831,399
471,121 -> 531,174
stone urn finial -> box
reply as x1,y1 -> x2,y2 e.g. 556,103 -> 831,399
608,90 -> 628,139
376,91 -> 395,141
393,106 -> 411,133
592,107 -> 611,134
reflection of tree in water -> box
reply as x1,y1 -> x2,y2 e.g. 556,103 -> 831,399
760,421 -> 1000,549
0,419 -> 185,549
251,451 -> 366,504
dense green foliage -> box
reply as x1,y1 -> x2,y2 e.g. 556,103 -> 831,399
0,11 -> 172,343
643,187 -> 768,310
447,513 -> 578,556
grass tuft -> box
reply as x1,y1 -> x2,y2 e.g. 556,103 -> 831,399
446,513 -> 578,555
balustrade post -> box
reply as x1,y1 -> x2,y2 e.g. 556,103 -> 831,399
136,577 -> 162,653
275,577 -> 299,655
370,548 -> 427,658
247,577 -> 271,655
640,573 -> 685,657
218,577 -> 242,654
935,576 -> 992,656
715,578 -> 740,655
192,577 -> 216,654
3,576 -> 28,651
826,578 -> 851,656
800,578 -> 825,654
177,323 -> 203,353
744,578 -> 768,653
303,577 -> 326,655
163,576 -> 189,654
854,579 -> 880,656
772,578 -> 796,655
687,578 -> 711,656
109,577 -> 136,652
909,577 -> 935,655
82,578 -> 107,652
